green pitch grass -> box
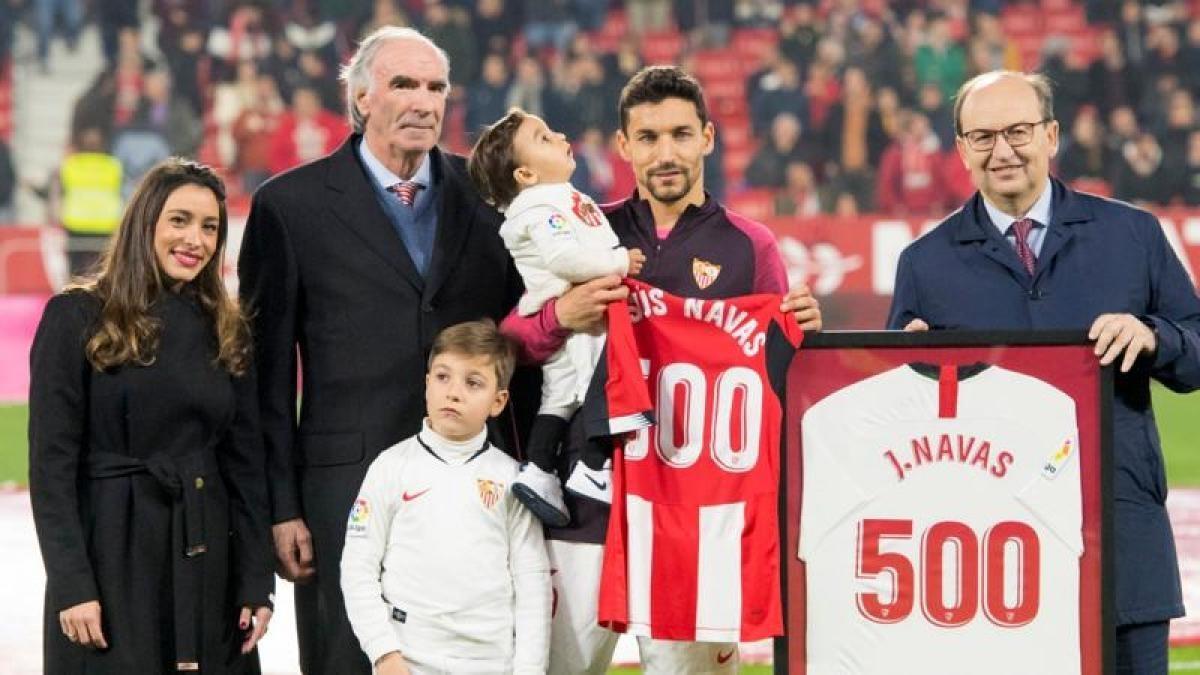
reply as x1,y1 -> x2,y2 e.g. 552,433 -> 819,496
0,404 -> 27,486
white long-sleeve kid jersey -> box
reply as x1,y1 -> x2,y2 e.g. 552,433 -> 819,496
340,421 -> 551,673
501,182 -> 630,316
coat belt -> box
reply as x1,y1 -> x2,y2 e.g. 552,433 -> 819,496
86,448 -> 218,671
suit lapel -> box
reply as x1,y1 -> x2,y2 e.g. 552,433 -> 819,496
955,194 -> 1031,285
1034,178 -> 1089,282
325,136 -> 424,292
424,149 -> 479,303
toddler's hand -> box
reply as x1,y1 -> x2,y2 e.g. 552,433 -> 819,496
627,248 -> 646,276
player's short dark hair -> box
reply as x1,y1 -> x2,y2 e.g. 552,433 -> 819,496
428,319 -> 517,389
618,66 -> 710,132
467,108 -> 528,210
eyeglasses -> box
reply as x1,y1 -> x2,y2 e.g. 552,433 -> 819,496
960,119 -> 1052,151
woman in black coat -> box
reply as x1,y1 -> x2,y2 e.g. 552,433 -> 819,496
29,159 -> 274,673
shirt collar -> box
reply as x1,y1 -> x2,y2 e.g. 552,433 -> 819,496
357,138 -> 433,191
983,177 -> 1053,235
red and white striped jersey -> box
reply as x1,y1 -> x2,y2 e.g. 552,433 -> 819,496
587,279 -> 802,642
799,364 -> 1082,674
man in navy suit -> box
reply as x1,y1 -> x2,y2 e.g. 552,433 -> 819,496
889,70 -> 1200,673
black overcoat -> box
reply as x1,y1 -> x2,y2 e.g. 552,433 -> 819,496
29,290 -> 274,673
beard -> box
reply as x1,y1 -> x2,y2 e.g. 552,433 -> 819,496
644,166 -> 695,203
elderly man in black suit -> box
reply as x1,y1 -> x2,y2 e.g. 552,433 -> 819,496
238,26 -> 621,674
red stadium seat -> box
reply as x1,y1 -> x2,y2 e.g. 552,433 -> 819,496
723,146 -> 755,181
1041,0 -> 1073,12
1001,8 -> 1041,36
730,29 -> 779,62
1046,8 -> 1087,33
718,122 -> 754,152
692,50 -> 746,81
640,30 -> 685,65
1070,177 -> 1112,198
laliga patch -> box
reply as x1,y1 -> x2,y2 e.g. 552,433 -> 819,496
546,213 -> 568,232
346,497 -> 371,537
1041,438 -> 1074,479
477,479 -> 504,510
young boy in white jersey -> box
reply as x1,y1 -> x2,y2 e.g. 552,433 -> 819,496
340,320 -> 551,675
468,108 -> 646,526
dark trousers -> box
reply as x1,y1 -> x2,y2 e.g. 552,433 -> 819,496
1115,621 -> 1170,675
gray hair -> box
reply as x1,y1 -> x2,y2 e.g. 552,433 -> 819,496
952,70 -> 1055,136
339,26 -> 451,134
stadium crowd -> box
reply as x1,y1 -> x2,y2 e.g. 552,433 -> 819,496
9,0 -> 1200,221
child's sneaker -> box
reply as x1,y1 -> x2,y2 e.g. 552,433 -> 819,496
565,460 -> 612,504
512,463 -> 570,527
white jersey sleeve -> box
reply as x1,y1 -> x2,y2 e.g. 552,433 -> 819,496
507,489 -> 552,674
517,204 -> 629,282
340,446 -> 405,665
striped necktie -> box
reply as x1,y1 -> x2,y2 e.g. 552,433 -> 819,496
1011,218 -> 1038,276
388,180 -> 421,207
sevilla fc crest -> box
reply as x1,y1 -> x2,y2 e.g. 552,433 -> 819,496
570,190 -> 605,228
692,258 -> 721,289
477,479 -> 504,509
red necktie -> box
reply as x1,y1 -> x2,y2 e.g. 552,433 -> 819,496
1011,218 -> 1038,276
388,181 -> 421,207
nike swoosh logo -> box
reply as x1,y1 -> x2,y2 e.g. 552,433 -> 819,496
402,488 -> 431,502
586,475 -> 607,490
717,649 -> 734,664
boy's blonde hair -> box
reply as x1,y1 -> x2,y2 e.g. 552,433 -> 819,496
428,319 -> 517,389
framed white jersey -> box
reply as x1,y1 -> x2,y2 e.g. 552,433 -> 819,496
781,332 -> 1112,675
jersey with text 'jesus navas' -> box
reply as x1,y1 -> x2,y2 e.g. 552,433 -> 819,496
587,278 -> 802,642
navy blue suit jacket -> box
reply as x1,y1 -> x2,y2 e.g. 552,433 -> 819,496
888,177 -> 1200,625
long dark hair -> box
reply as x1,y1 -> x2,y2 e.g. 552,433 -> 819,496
69,158 -> 251,375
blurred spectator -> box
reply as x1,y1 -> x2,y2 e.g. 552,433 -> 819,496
916,81 -> 954,151
1117,0 -> 1147,66
914,14 -> 966,102
70,31 -> 148,142
804,60 -> 841,135
605,132 -> 637,202
1145,22 -> 1185,83
778,4 -> 819,67
1181,129 -> 1200,205
626,0 -> 672,34
232,74 -> 285,192
0,0 -> 17,63
268,85 -> 347,175
134,68 -> 203,158
749,58 -> 808,135
876,86 -> 903,140
570,127 -> 615,199
1183,18 -> 1200,92
1162,89 -> 1197,175
1058,107 -> 1111,186
705,129 -> 726,202
58,127 -> 122,277
33,0 -> 82,72
1107,105 -> 1141,155
773,161 -> 821,218
521,0 -> 576,54
876,110 -> 946,216
425,1 -> 479,87
1039,38 -> 1091,133
466,54 -> 512,143
848,16 -> 903,89
1113,131 -> 1170,204
154,0 -> 208,113
1089,28 -> 1139,119
507,56 -> 547,118
355,0 -> 411,42
283,3 -> 337,61
212,60 -> 263,167
112,116 -> 171,200
824,68 -> 888,184
966,12 -> 1020,75
746,112 -> 821,188
208,4 -> 274,82
296,49 -> 343,113
675,0 -> 733,48
472,0 -> 519,57
1139,73 -> 1182,136
97,0 -> 139,67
